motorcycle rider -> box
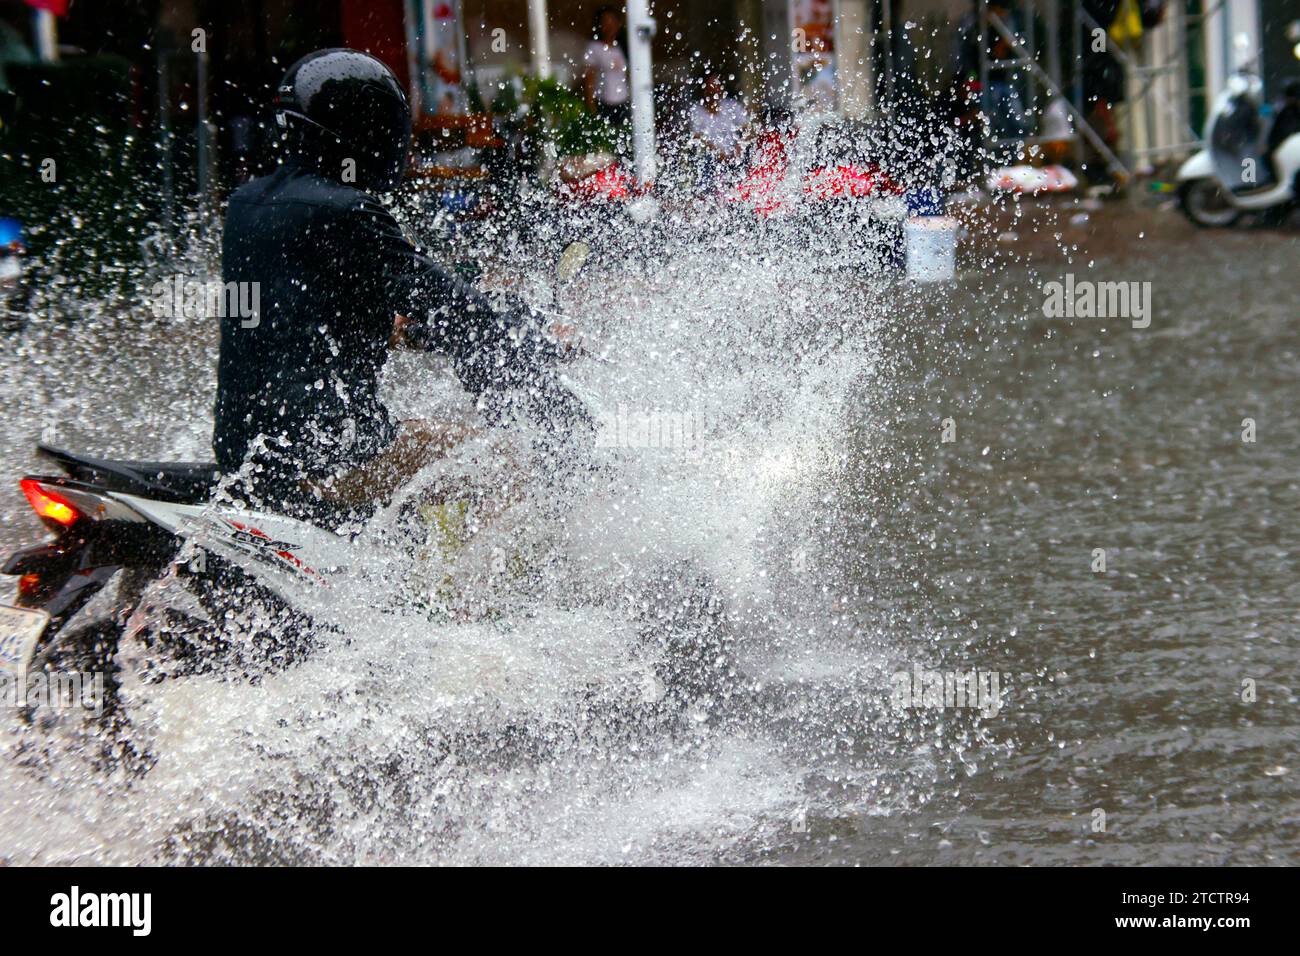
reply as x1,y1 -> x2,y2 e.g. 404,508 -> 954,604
1266,79 -> 1300,181
215,49 -> 577,520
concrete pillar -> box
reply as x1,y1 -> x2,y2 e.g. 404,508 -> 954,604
527,0 -> 551,79
33,9 -> 58,63
627,0 -> 658,183
1204,0 -> 1263,104
836,0 -> 874,118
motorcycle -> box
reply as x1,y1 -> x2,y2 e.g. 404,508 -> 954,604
0,242 -> 731,730
1,448 -> 319,688
0,244 -> 599,705
1177,71 -> 1300,227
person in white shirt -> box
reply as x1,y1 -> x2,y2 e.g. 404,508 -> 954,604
689,74 -> 749,158
583,6 -> 630,151
688,73 -> 750,195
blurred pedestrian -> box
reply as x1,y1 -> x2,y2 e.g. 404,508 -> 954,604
583,6 -> 630,154
688,72 -> 749,196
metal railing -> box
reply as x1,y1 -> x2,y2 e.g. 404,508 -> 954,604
974,0 -> 1203,178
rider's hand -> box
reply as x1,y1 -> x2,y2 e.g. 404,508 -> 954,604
548,321 -> 577,342
546,321 -> 582,362
390,313 -> 414,349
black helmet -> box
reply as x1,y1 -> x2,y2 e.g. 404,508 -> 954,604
274,48 -> 411,191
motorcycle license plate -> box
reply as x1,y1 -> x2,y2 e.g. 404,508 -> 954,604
0,604 -> 49,677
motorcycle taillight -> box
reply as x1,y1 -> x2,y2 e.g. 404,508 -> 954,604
20,479 -> 83,527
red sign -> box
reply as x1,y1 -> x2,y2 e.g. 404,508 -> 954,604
24,0 -> 70,16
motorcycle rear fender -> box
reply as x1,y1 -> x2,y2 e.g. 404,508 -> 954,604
3,519 -> 175,579
3,529 -> 125,626
26,564 -> 123,624
3,516 -> 178,634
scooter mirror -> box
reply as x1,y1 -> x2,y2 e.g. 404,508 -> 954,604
556,240 -> 591,284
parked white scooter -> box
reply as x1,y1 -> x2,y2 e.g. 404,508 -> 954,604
1177,72 -> 1300,227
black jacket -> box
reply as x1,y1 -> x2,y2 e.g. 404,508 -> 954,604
214,163 -> 539,486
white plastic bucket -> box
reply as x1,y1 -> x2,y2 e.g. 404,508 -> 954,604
904,215 -> 957,282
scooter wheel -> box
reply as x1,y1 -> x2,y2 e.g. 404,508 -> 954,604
1178,179 -> 1241,228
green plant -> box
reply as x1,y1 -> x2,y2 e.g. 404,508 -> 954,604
520,75 -> 616,157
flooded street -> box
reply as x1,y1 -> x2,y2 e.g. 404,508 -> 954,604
821,203 -> 1300,864
1,198 -> 1295,865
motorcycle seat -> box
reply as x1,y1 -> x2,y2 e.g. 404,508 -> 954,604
37,444 -> 220,504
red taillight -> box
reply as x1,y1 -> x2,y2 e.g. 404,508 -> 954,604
20,479 -> 81,527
